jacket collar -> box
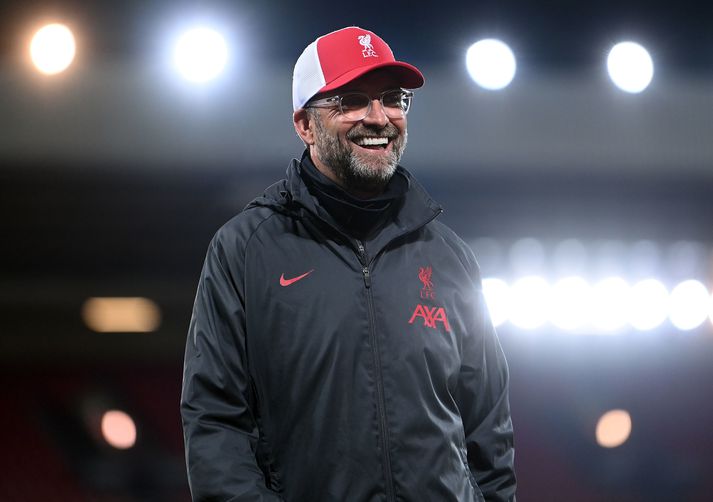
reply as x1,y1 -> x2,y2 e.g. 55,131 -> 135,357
284,156 -> 442,252
298,152 -> 408,240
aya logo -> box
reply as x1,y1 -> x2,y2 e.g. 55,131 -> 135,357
419,266 -> 435,300
358,34 -> 378,58
409,305 -> 451,332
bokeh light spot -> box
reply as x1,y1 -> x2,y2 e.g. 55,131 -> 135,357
101,410 -> 137,449
607,41 -> 654,93
591,277 -> 630,332
596,409 -> 632,448
82,297 -> 161,333
30,23 -> 76,75
466,39 -> 517,90
628,279 -> 669,331
174,27 -> 229,83
669,280 -> 710,331
482,278 -> 510,327
550,276 -> 592,331
509,276 -> 550,329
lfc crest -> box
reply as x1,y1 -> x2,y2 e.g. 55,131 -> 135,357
419,266 -> 435,300
358,34 -> 379,58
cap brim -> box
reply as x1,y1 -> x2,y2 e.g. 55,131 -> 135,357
318,61 -> 424,95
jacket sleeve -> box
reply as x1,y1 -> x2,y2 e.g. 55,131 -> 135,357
181,231 -> 282,502
455,248 -> 516,502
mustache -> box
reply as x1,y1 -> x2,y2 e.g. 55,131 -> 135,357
346,124 -> 400,141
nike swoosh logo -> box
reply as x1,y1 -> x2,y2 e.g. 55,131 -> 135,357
279,269 -> 314,287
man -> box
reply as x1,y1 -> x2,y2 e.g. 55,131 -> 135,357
181,26 -> 516,502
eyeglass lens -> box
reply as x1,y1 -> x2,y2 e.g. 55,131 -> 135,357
340,91 -> 411,120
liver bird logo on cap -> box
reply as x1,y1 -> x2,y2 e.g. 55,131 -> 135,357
358,34 -> 378,58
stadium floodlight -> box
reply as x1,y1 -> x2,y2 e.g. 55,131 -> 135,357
591,277 -> 630,332
482,278 -> 510,327
607,41 -> 654,93
509,276 -> 550,329
550,276 -> 592,331
627,279 -> 669,331
465,39 -> 517,90
669,280 -> 710,331
174,27 -> 229,83
30,23 -> 76,75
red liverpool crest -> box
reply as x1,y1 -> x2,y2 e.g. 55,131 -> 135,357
419,266 -> 435,300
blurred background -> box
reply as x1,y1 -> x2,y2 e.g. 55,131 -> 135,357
1,0 -> 712,500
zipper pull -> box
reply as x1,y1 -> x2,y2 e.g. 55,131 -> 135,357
362,266 -> 371,288
357,242 -> 366,260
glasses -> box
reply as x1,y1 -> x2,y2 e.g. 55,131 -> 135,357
305,89 -> 414,121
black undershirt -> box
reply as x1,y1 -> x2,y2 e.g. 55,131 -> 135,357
298,150 -> 409,240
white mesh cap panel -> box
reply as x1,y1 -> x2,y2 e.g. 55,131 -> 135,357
292,38 -> 326,111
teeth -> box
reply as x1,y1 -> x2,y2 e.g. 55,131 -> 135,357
356,137 -> 389,146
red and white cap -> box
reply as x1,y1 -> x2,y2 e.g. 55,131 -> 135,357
292,26 -> 424,111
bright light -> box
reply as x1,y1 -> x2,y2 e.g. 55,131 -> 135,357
509,276 -> 550,329
607,41 -> 654,93
509,238 -> 545,275
471,238 -> 504,274
30,23 -> 76,75
550,277 -> 592,331
669,280 -> 710,330
628,240 -> 661,277
591,277 -> 630,332
628,279 -> 669,331
174,27 -> 229,83
82,297 -> 161,333
101,410 -> 137,449
465,39 -> 516,90
666,241 -> 706,278
596,409 -> 632,448
552,239 -> 588,275
593,240 -> 627,276
482,278 -> 510,327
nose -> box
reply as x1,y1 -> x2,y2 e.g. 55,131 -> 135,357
362,98 -> 389,127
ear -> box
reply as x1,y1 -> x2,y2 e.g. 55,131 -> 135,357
293,109 -> 316,146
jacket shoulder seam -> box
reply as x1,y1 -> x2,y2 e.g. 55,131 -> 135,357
240,209 -> 286,291
429,220 -> 480,283
241,209 -> 283,255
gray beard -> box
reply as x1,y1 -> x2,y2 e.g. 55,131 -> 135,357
313,117 -> 407,195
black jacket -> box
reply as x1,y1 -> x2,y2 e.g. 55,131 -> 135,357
181,158 -> 516,502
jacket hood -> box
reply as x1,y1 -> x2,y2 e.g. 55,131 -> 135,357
244,177 -> 292,213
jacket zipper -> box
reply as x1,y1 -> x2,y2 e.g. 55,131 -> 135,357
357,240 -> 395,502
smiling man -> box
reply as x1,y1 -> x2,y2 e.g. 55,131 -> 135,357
181,27 -> 516,502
